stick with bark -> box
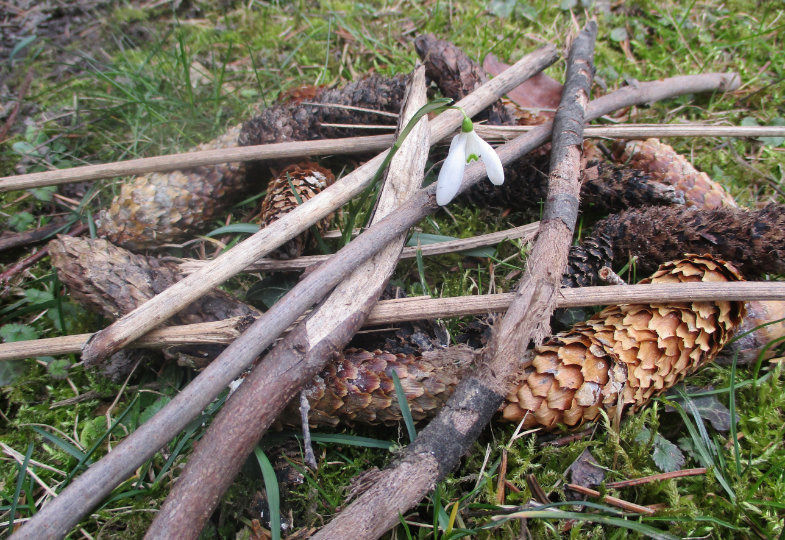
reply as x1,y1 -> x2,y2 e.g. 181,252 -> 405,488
145,64 -> 431,540
312,21 -> 597,539
11,68 -> 740,540
79,45 -> 559,366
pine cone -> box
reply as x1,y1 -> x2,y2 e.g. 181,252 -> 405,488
413,34 -> 515,125
254,162 -> 335,259
239,74 -> 408,147
97,125 -> 248,250
588,204 -> 785,278
48,235 -> 259,325
501,255 -> 746,429
282,347 -> 475,427
613,138 -> 737,210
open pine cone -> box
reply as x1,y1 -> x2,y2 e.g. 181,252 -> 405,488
502,255 -> 746,429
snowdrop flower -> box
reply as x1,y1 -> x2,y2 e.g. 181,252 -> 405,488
436,115 -> 504,206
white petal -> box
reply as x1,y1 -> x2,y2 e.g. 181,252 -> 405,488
470,132 -> 505,185
436,134 -> 468,206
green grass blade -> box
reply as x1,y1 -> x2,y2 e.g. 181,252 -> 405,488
392,370 -> 417,443
496,509 -> 677,540
728,352 -> 741,476
30,426 -> 86,462
205,223 -> 260,237
8,442 -> 34,536
253,447 -> 281,540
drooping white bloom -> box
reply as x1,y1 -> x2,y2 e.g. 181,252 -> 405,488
436,116 -> 505,206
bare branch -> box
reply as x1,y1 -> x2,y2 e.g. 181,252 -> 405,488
2,281 -> 783,362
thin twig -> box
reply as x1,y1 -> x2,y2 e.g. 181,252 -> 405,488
179,223 -> 538,273
605,468 -> 708,489
0,135 -> 394,193
1,280 -> 782,362
3,124 -> 780,193
565,483 -> 656,515
475,124 -> 785,140
0,224 -> 87,289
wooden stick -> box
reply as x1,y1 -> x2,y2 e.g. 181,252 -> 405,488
12,47 -> 561,540
3,123 -> 780,193
179,223 -> 539,273
471,124 -> 785,140
79,45 -> 560,367
145,64 -> 432,540
311,22 -> 597,539
0,135 -> 394,193
565,484 -> 656,515
2,280 -> 783,362
13,68 -> 743,539
605,468 -> 708,489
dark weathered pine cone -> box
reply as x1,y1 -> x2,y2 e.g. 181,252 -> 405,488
239,74 -> 408,147
97,125 -> 248,250
413,33 -> 515,125
48,235 -> 259,325
502,255 -> 745,429
588,204 -> 785,279
613,138 -> 737,209
253,162 -> 336,259
562,233 -> 615,288
466,158 -> 684,214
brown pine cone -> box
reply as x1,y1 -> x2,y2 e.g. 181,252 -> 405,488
283,347 -> 475,428
413,34 -> 515,126
253,162 -> 336,259
588,204 -> 785,278
239,74 -> 408,147
502,255 -> 745,429
97,125 -> 248,250
48,235 -> 259,325
613,138 -> 737,210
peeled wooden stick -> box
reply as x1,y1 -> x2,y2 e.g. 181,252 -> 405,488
312,21 -> 596,539
0,135 -> 394,193
478,124 -> 785,140
2,281 -> 784,362
11,66 -> 741,540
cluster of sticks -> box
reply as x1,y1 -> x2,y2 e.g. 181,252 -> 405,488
4,23 -> 785,540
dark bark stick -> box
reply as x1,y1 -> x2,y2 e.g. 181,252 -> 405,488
11,66 -> 740,540
144,65 -> 431,540
312,22 -> 597,539
0,220 -> 72,253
